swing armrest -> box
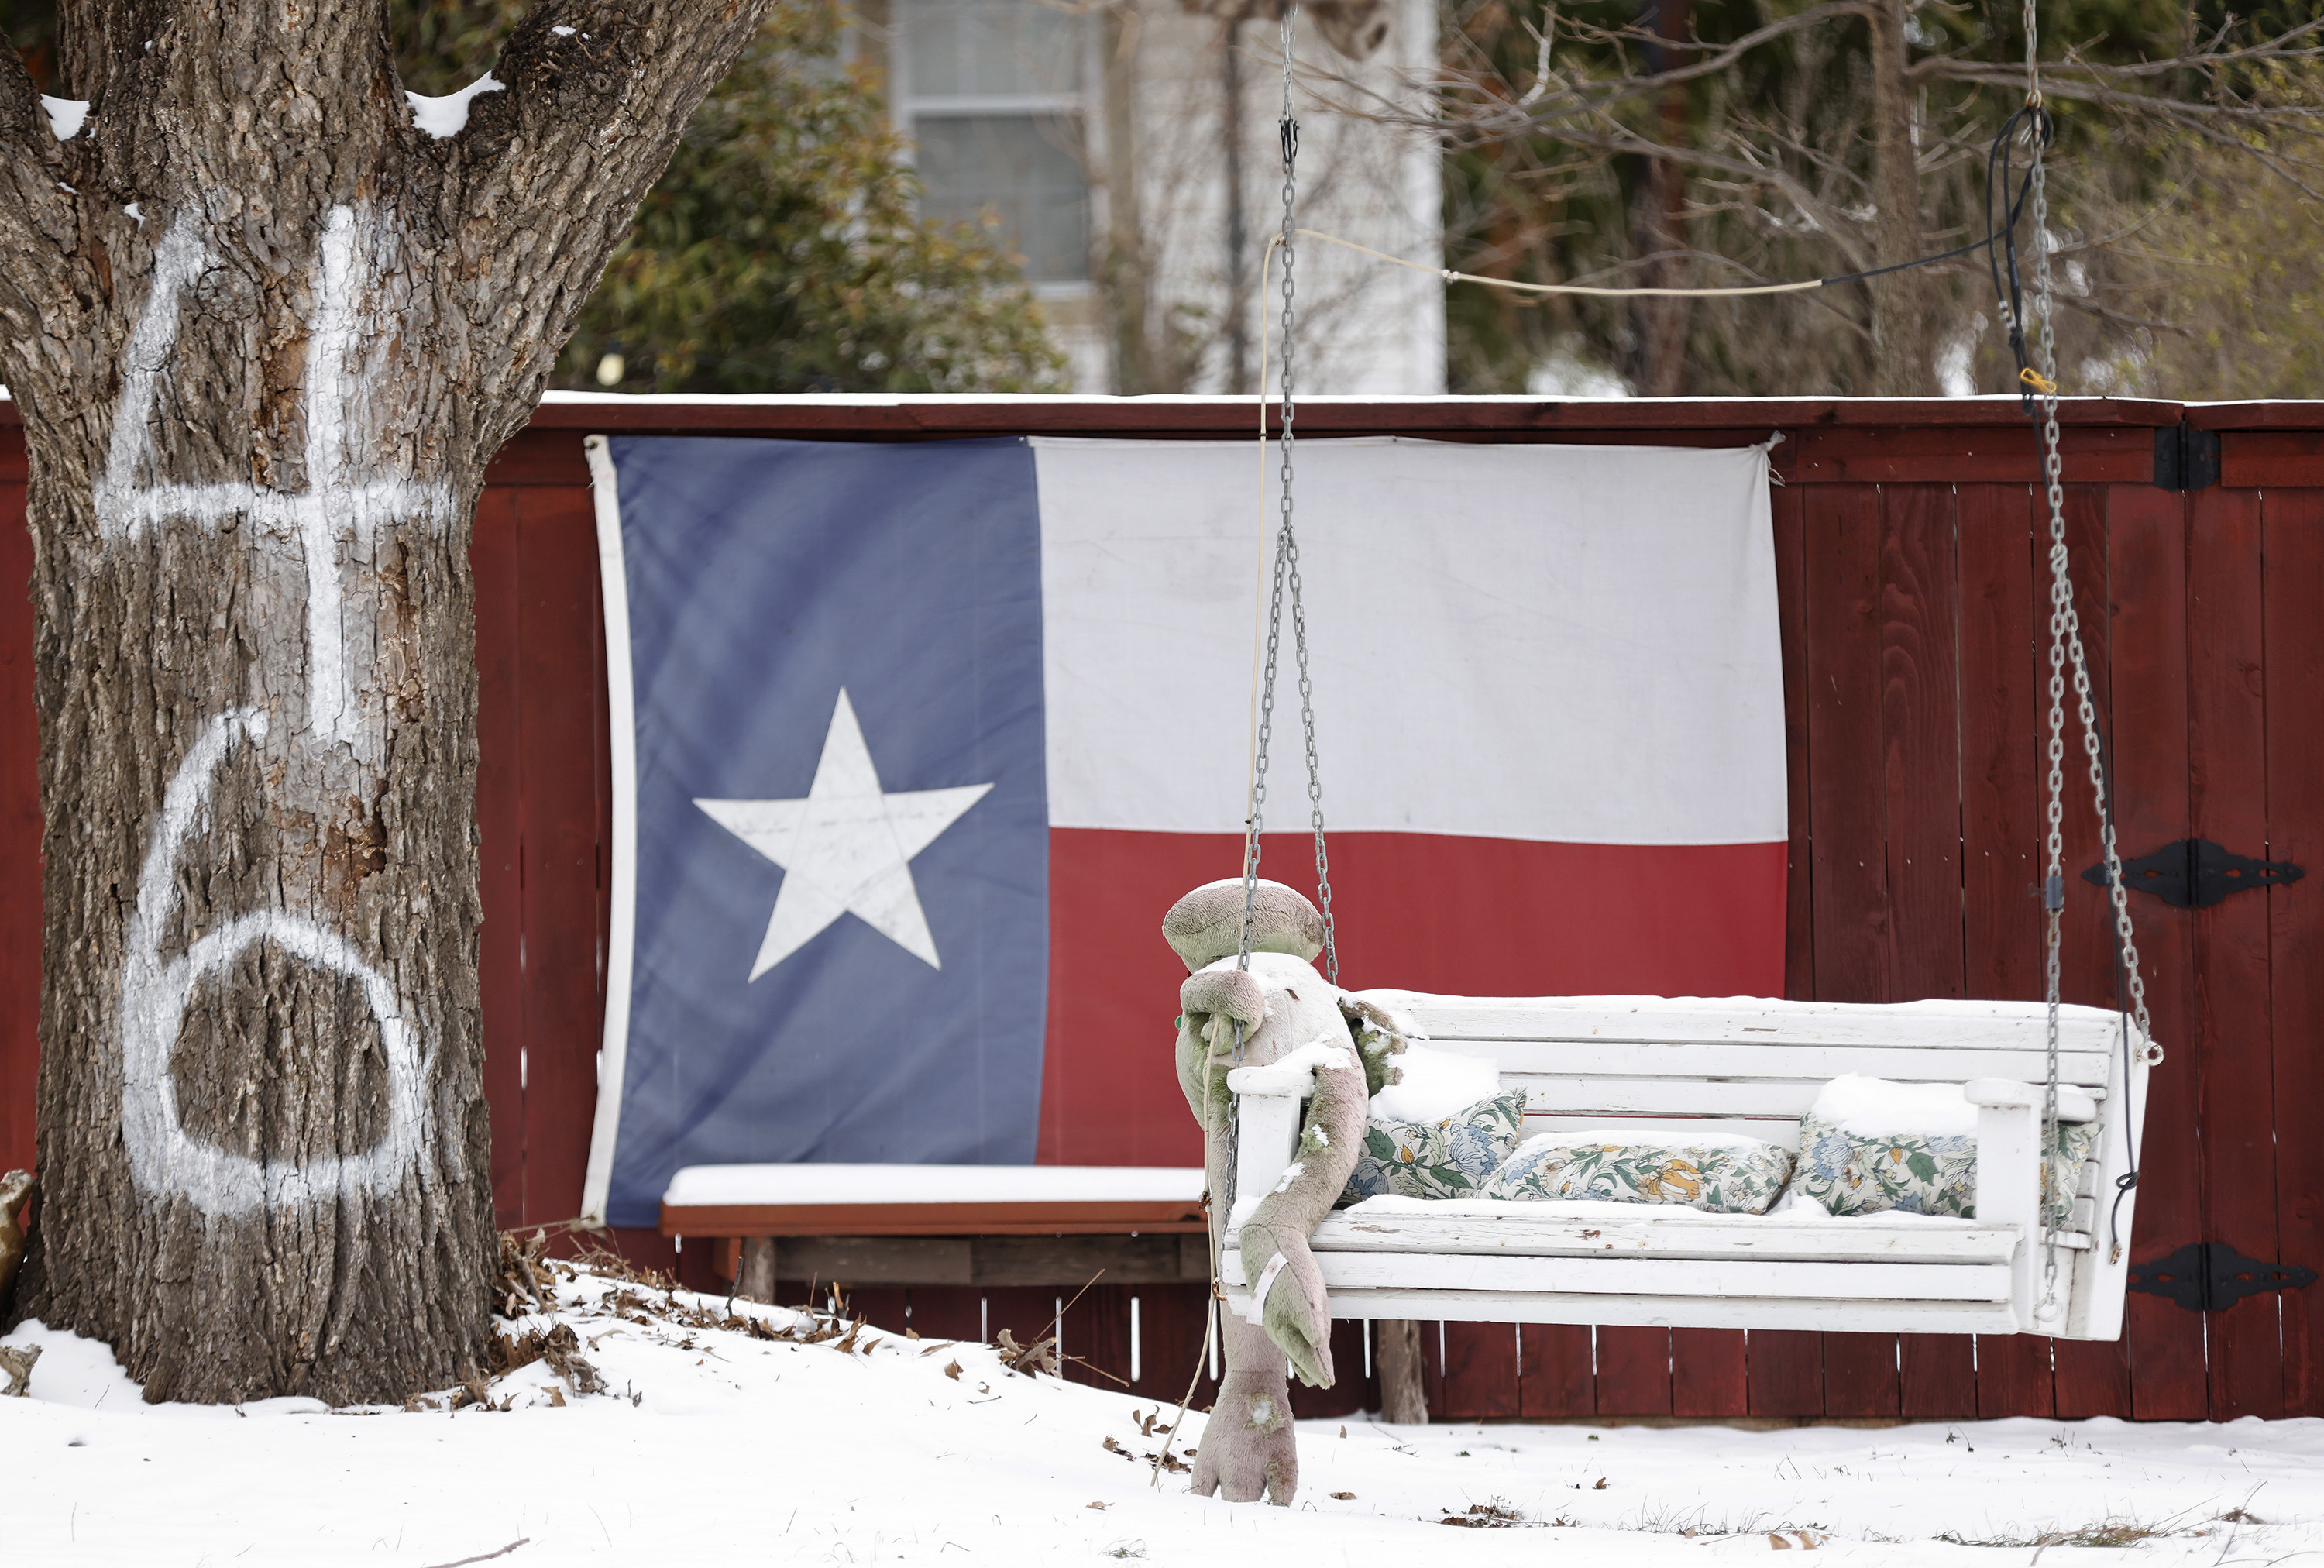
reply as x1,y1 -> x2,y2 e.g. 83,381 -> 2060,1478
1965,1078 -> 2098,1123
1968,1079 -> 2075,1332
1225,1068 -> 1309,1231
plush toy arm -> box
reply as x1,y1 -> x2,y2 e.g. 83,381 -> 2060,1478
1236,1050 -> 1366,1387
1339,995 -> 1410,1099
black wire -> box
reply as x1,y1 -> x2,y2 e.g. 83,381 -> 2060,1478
1982,105 -> 2054,416
1816,126 -> 2041,294
1785,106 -> 2050,411
2086,700 -> 2144,1259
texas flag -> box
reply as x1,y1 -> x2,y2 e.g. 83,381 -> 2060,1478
582,432 -> 1785,1227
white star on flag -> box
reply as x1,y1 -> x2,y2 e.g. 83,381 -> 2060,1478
696,689 -> 993,980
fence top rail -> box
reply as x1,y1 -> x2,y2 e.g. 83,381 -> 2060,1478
8,390 -> 2321,435
514,390 -> 2192,436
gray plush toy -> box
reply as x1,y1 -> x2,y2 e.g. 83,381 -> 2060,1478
1163,879 -> 1404,1505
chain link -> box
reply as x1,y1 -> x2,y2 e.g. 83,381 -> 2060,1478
1237,5 -> 1339,985
2022,0 -> 2040,105
2028,95 -> 2156,1324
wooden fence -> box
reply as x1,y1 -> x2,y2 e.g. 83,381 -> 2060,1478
5,394 -> 2322,1422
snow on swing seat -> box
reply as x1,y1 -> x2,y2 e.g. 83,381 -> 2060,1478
1222,992 -> 2148,1341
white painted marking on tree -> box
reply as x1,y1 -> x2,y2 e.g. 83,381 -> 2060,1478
97,206 -> 450,1212
99,206 -> 452,746
119,709 -> 430,1216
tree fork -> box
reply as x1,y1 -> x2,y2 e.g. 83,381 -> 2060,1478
0,0 -> 772,1404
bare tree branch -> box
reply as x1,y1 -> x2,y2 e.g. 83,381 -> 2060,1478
399,0 -> 781,449
0,39 -> 96,414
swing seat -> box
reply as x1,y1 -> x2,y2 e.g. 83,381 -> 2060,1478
1222,994 -> 2148,1340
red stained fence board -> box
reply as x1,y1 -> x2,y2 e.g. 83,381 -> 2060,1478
1519,1323 -> 1595,1418
2264,490 -> 2324,1418
1439,1322 -> 1523,1421
2186,487 -> 2281,1420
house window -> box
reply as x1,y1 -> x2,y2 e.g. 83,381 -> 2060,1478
897,0 -> 1092,283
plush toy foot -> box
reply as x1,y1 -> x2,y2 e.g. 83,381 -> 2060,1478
1191,1326 -> 1300,1504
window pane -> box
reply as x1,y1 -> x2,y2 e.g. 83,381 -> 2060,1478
903,0 -> 1082,97
915,114 -> 1090,282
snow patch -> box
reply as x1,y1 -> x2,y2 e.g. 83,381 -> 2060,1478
5,1255 -> 2324,1561
1197,950 -> 1328,989
1810,1074 -> 1979,1138
404,73 -> 503,139
1370,1042 -> 1498,1123
550,23 -> 576,34
664,1162 -> 1201,1207
1229,1038 -> 1357,1095
40,95 -> 88,139
2,1321 -> 144,1410
1345,1191 -> 1979,1224
1511,1126 -> 1781,1154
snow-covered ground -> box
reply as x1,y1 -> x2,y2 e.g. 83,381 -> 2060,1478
5,1258 -> 2319,1566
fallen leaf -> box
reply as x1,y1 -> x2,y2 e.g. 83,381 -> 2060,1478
1593,1477 -> 1609,1490
1088,1501 -> 1110,1511
1330,1491 -> 1356,1501
1768,1533 -> 1792,1550
943,1360 -> 962,1381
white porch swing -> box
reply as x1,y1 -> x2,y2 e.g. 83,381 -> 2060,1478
1206,5 -> 2158,1346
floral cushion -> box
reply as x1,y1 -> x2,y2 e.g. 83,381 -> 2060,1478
1480,1133 -> 1794,1214
1339,1090 -> 1528,1204
1795,1115 -> 2100,1228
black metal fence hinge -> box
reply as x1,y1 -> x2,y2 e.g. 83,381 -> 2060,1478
2154,422 -> 2222,491
2129,1243 -> 2317,1312
2083,838 -> 2302,909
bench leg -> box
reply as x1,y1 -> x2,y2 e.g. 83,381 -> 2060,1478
1377,1320 -> 1429,1425
737,1236 -> 778,1304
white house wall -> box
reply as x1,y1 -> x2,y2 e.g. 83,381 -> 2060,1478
1128,0 -> 1446,395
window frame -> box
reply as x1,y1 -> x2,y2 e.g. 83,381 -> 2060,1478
889,0 -> 1107,292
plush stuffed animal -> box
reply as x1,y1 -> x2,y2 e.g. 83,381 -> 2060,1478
1164,879 -> 1404,1505
0,1169 -> 33,1312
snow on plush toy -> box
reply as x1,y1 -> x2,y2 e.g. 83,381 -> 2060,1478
1163,879 -> 1405,1505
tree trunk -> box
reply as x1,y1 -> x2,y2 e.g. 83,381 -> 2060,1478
1375,1319 -> 1428,1423
1633,0 -> 1693,397
0,0 -> 769,1405
1864,0 -> 1940,395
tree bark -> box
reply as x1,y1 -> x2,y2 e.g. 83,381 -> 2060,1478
1633,0 -> 1693,397
0,0 -> 771,1405
737,1236 -> 778,1304
1863,0 -> 1940,395
1375,1319 -> 1428,1423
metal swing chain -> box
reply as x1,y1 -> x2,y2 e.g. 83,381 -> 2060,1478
2027,0 -> 2157,1322
1237,3 -> 1339,986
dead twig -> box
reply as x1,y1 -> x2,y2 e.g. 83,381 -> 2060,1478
424,1540 -> 530,1568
